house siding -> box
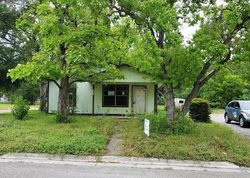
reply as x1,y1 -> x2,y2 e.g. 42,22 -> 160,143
75,82 -> 93,114
48,82 -> 59,113
48,66 -> 156,114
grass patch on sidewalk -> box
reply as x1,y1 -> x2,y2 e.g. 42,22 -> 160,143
120,117 -> 250,167
0,111 -> 117,156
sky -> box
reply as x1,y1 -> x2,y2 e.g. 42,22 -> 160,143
180,0 -> 226,43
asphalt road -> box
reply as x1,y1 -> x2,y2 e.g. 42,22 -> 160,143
0,162 -> 249,178
210,114 -> 250,139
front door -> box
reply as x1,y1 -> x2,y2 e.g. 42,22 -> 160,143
133,86 -> 146,114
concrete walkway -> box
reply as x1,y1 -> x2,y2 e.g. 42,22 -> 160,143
210,114 -> 250,139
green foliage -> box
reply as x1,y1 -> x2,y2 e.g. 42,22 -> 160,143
4,0 -> 250,123
0,3 -> 36,90
117,0 -> 250,120
8,0 -> 125,84
11,96 -> 30,120
201,70 -> 249,108
55,113 -> 70,123
157,95 -> 165,105
142,112 -> 167,134
3,82 -> 39,104
190,98 -> 211,123
7,0 -> 132,121
172,116 -> 196,135
0,111 -> 117,156
141,112 -> 196,135
17,82 -> 40,105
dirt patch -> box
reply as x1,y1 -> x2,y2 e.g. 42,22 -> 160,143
106,119 -> 129,156
106,135 -> 123,156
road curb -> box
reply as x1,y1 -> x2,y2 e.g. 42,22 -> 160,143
0,153 -> 250,173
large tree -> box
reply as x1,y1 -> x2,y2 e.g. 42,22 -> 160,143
181,0 -> 250,114
9,0 -> 127,122
0,1 -> 35,90
110,0 -> 250,121
200,69 -> 248,108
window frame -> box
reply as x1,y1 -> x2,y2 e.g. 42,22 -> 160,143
102,84 -> 129,107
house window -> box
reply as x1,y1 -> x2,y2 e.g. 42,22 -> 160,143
103,85 -> 129,107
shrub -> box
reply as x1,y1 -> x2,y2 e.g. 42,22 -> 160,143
141,112 -> 196,135
11,96 -> 30,120
171,116 -> 196,135
142,112 -> 168,134
189,98 -> 211,123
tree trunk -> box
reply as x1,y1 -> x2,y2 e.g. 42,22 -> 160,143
164,84 -> 175,122
56,43 -> 69,122
181,86 -> 199,115
181,65 -> 221,115
40,80 -> 49,112
57,76 -> 69,122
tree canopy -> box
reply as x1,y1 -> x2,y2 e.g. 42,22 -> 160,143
8,0 -> 131,122
0,2 -> 35,90
6,0 -> 250,122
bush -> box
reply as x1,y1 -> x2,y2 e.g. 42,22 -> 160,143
11,96 -> 30,120
172,116 -> 196,135
189,98 -> 211,123
141,112 -> 196,135
142,112 -> 168,134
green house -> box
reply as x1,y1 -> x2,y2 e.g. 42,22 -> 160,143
48,65 -> 157,115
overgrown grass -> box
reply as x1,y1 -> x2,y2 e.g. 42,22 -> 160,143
1,109 -> 250,167
0,111 -> 117,156
120,115 -> 250,167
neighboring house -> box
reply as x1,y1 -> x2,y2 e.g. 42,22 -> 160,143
0,95 -> 9,102
174,98 -> 185,108
48,65 -> 157,115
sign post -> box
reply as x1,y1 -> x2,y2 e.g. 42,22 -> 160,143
144,119 -> 150,137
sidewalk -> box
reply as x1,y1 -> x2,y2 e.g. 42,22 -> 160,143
0,153 -> 249,173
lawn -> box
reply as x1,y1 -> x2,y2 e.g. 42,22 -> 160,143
120,117 -> 250,167
0,111 -> 118,156
0,103 -> 14,110
1,110 -> 250,167
0,103 -> 39,110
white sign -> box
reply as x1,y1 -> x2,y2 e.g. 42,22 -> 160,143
144,119 -> 150,137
